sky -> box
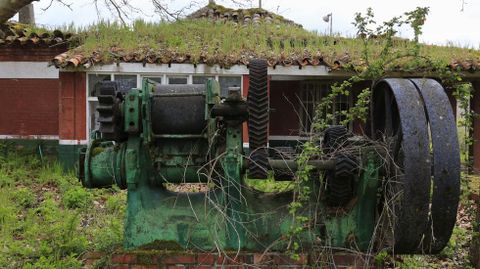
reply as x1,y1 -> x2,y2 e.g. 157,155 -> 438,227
21,0 -> 480,47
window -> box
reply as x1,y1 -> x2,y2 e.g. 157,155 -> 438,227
168,76 -> 188,84
145,77 -> 162,86
114,75 -> 137,93
88,101 -> 100,133
88,74 -> 110,97
219,76 -> 241,97
299,81 -> 350,134
193,76 -> 214,85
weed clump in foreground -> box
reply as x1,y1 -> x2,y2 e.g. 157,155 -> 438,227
0,148 -> 126,268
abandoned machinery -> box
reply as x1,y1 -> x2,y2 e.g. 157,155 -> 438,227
79,59 -> 460,254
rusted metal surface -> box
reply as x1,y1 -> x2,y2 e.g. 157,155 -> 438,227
372,78 -> 431,254
410,78 -> 460,253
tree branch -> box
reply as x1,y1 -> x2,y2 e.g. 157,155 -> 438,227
0,0 -> 37,24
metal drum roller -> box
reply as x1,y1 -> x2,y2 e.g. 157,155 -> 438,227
151,84 -> 206,135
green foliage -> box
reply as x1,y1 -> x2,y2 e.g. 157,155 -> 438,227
91,217 -> 123,252
63,186 -> 92,209
244,177 -> 293,192
12,187 -> 36,208
453,83 -> 475,164
63,15 -> 480,70
286,6 -> 477,265
374,249 -> 389,266
105,192 -> 126,214
0,154 -> 126,268
440,226 -> 468,258
286,141 -> 318,259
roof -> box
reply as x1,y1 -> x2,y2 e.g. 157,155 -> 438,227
0,22 -> 73,48
186,3 -> 301,27
51,5 -> 480,73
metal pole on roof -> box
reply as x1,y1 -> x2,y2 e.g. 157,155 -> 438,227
330,14 -> 332,36
322,13 -> 332,36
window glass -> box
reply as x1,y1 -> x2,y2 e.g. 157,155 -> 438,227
218,76 -> 241,97
88,74 -> 111,97
193,76 -> 214,85
300,82 -> 330,134
145,77 -> 162,86
168,76 -> 188,84
114,75 -> 137,93
334,95 -> 349,124
89,101 -> 100,132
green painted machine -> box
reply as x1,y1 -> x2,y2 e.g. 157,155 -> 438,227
79,60 -> 460,254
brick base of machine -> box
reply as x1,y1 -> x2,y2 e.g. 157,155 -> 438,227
82,251 -> 377,269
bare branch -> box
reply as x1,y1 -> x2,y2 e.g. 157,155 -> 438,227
41,0 -> 72,12
151,0 -> 200,21
461,0 -> 466,12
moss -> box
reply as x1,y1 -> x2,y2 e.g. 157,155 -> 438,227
136,253 -> 158,264
137,240 -> 183,251
91,147 -> 105,157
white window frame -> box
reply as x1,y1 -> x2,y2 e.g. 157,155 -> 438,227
299,81 -> 353,135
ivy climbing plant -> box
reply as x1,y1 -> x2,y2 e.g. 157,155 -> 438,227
286,6 -> 475,259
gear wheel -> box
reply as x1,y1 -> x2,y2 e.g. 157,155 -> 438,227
325,154 -> 358,207
323,125 -> 350,153
247,59 -> 269,179
96,81 -> 127,142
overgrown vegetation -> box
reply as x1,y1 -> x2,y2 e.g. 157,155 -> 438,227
284,6 -> 479,268
0,145 -> 125,268
2,4 -> 479,269
61,15 -> 480,68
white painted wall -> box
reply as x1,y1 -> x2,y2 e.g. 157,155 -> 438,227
64,63 -> 332,78
0,62 -> 59,79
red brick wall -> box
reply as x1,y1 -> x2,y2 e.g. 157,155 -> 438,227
0,47 -> 68,62
82,251 -> 375,269
59,72 -> 86,141
0,79 -> 59,135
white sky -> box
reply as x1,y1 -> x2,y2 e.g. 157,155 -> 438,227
25,0 -> 480,48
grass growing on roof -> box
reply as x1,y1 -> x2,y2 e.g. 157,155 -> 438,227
70,18 -> 480,69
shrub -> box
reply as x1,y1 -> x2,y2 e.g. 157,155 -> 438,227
12,187 -> 36,208
62,187 -> 92,209
105,194 -> 125,214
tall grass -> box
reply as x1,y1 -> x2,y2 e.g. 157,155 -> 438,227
64,18 -> 480,69
0,147 -> 125,268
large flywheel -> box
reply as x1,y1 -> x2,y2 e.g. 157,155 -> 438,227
371,78 -> 460,254
247,59 -> 269,179
409,78 -> 460,253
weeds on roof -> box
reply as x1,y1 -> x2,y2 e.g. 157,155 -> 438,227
65,17 -> 480,70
